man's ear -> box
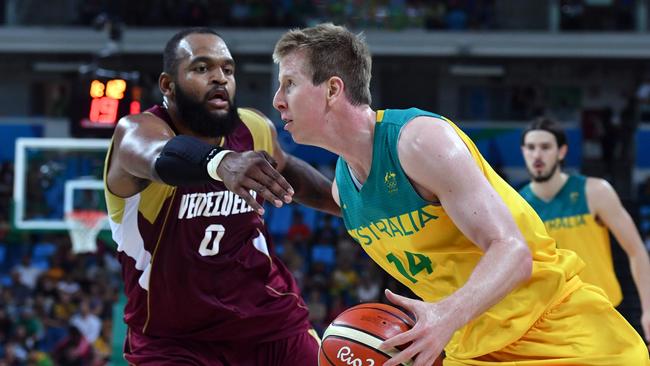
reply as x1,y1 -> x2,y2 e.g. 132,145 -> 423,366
159,73 -> 174,97
326,76 -> 344,104
558,144 -> 568,161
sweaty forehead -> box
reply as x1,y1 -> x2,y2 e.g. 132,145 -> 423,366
177,33 -> 231,60
279,51 -> 310,78
525,130 -> 556,144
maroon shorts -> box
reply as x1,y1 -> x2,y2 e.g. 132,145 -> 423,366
123,328 -> 320,366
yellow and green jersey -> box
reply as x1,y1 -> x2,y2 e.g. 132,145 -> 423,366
335,108 -> 586,359
519,175 -> 621,305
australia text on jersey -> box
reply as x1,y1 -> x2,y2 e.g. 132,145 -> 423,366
178,190 -> 258,219
545,214 -> 587,231
347,206 -> 439,245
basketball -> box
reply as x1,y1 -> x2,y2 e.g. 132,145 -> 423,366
319,303 -> 415,366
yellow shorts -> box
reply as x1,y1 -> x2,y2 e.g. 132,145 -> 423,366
445,284 -> 649,366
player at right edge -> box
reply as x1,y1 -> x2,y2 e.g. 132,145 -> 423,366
272,22 -> 650,366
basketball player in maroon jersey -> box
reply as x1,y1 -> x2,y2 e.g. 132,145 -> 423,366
104,28 -> 339,365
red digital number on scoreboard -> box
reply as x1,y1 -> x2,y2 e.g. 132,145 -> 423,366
87,79 -> 140,125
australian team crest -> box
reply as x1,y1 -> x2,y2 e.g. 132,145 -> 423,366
384,171 -> 398,194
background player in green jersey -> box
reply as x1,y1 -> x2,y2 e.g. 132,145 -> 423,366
520,117 -> 650,342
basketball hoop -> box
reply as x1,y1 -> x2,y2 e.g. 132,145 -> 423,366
65,210 -> 107,254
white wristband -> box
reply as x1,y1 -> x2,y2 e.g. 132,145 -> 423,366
207,150 -> 234,182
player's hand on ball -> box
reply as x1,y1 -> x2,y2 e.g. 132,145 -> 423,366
381,289 -> 457,366
217,150 -> 293,215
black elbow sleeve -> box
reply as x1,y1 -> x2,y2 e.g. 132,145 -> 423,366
154,135 -> 222,186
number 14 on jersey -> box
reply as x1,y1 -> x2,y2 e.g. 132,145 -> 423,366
386,251 -> 434,283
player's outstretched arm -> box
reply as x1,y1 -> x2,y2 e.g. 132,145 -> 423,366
280,153 -> 340,216
106,113 -> 176,197
250,109 -> 340,216
380,116 -> 532,366
106,113 -> 294,215
587,178 -> 650,342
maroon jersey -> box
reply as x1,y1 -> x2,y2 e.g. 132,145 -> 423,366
104,105 -> 310,342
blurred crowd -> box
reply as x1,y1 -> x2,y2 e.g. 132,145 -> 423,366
7,0 -> 642,32
0,236 -> 120,366
10,0 -> 498,31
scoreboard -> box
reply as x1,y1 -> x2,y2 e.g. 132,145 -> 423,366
87,78 -> 140,126
70,67 -> 141,137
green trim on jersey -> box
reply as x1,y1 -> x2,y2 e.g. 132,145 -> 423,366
335,108 -> 441,235
519,175 -> 589,222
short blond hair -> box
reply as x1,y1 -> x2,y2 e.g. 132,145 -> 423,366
273,23 -> 372,106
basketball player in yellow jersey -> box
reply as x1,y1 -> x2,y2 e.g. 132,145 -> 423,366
520,117 -> 650,343
272,23 -> 650,366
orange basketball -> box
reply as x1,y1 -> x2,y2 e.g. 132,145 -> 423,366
319,303 -> 415,366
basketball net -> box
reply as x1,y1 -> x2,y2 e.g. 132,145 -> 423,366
65,210 -> 107,254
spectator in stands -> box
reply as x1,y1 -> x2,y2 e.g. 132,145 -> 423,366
282,245 -> 306,289
69,300 -> 101,344
325,294 -> 347,325
305,261 -> 329,293
91,320 -> 112,365
356,270 -> 381,303
17,307 -> 43,348
312,214 -> 338,246
287,210 -> 312,243
12,255 -> 43,290
0,308 -> 11,347
51,291 -> 76,326
335,236 -> 358,259
51,325 -> 93,366
34,276 -> 58,305
56,273 -> 80,296
27,349 -> 54,366
10,324 -> 32,359
330,255 -> 359,302
306,289 -> 328,334
3,340 -> 28,365
40,257 -> 64,283
7,271 -> 31,306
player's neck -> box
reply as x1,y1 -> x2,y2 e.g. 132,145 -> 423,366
531,172 -> 569,201
329,106 -> 376,184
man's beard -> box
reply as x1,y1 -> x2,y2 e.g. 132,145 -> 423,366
174,84 -> 239,138
530,161 -> 559,183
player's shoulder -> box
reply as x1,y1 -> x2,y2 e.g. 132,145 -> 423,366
238,107 -> 273,128
585,176 -> 612,191
117,108 -> 165,128
381,110 -> 447,137
237,107 -> 276,153
585,176 -> 618,201
113,111 -> 171,140
398,114 -> 464,156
